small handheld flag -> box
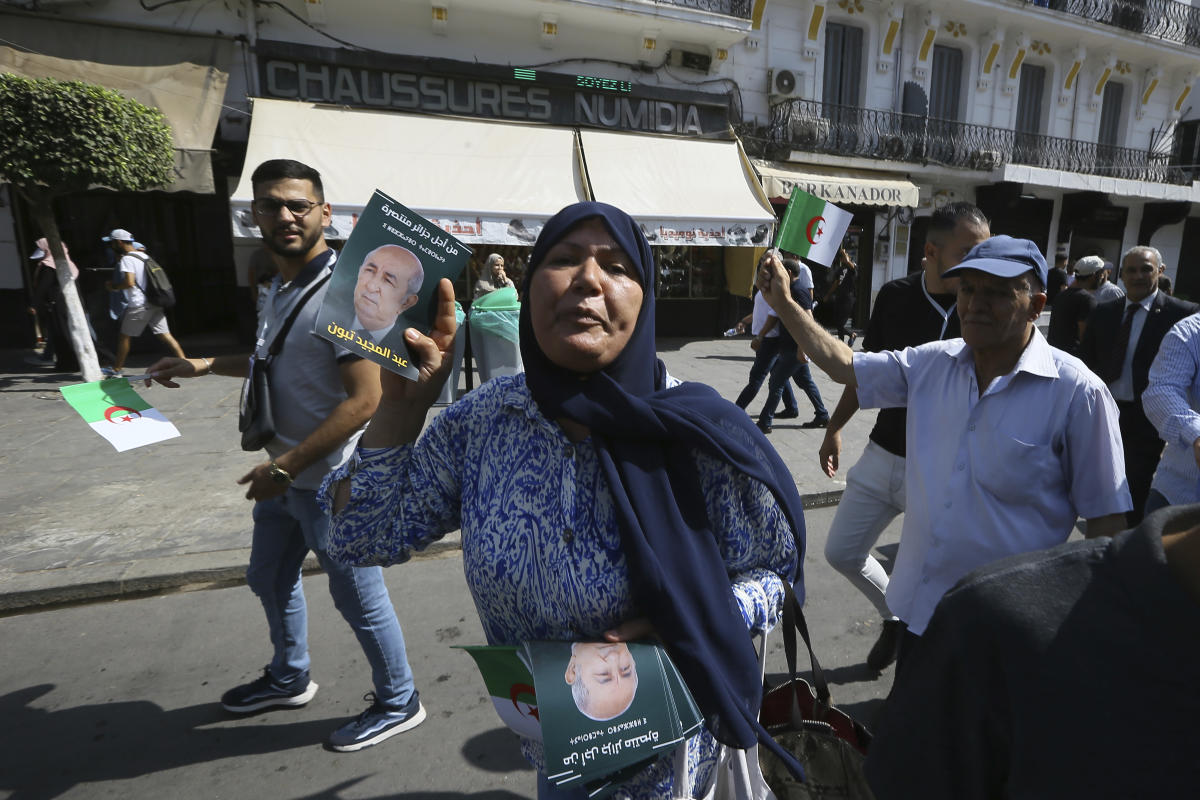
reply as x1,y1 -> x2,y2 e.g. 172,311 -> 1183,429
457,645 -> 542,741
60,378 -> 181,452
775,189 -> 853,268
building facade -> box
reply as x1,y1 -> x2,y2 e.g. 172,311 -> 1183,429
3,0 -> 1198,344
740,0 -> 1200,321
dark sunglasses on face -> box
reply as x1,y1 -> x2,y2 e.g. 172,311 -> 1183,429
251,198 -> 319,218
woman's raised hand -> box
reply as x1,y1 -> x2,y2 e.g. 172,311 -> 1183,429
361,278 -> 459,449
380,278 -> 458,407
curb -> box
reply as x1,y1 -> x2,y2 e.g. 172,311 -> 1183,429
0,491 -> 843,616
0,538 -> 465,616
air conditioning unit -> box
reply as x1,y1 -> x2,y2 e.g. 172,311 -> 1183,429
788,116 -> 830,147
768,67 -> 803,103
970,149 -> 1002,171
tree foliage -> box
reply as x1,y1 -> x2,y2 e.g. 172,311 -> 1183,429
0,73 -> 174,196
0,73 -> 176,381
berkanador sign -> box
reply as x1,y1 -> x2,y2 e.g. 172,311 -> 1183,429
256,40 -> 732,137
782,179 -> 908,206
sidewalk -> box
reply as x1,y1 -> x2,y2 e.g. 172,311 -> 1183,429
0,335 -> 870,613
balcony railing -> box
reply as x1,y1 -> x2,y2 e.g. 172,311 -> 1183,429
741,99 -> 1189,185
653,0 -> 752,18
1039,0 -> 1200,49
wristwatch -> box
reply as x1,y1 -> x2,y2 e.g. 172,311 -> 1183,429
268,461 -> 294,485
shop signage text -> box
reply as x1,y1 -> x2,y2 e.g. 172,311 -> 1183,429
261,58 -> 726,136
782,179 -> 908,206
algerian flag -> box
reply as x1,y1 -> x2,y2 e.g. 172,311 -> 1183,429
457,645 -> 542,741
60,378 -> 181,452
775,189 -> 853,267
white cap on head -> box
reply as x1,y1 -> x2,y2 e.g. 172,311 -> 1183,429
101,228 -> 135,242
1073,256 -> 1105,276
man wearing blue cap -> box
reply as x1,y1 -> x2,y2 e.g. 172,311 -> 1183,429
759,235 -> 1131,655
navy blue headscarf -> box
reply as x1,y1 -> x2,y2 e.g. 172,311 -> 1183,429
519,202 -> 808,763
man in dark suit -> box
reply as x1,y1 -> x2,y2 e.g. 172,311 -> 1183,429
1081,245 -> 1198,524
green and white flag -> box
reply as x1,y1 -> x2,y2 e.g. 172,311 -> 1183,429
457,645 -> 542,741
60,378 -> 180,452
776,189 -> 853,267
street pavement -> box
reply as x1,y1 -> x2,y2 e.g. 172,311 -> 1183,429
0,334 -> 905,799
0,334 -> 872,613
0,503 -> 899,800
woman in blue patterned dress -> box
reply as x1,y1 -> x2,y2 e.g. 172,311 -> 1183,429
323,202 -> 806,798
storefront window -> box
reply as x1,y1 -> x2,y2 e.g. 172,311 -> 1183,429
654,246 -> 723,299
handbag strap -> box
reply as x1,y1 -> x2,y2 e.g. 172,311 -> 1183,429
265,274 -> 330,358
780,580 -> 832,709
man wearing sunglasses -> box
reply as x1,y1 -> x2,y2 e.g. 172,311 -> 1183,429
145,159 -> 424,752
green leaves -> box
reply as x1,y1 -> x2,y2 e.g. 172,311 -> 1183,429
0,73 -> 174,195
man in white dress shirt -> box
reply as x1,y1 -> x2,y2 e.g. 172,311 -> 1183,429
759,235 -> 1131,660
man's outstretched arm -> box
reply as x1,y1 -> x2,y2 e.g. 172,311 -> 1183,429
758,253 -> 857,386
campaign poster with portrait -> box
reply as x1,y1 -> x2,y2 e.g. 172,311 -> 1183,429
525,641 -> 693,795
314,190 -> 471,379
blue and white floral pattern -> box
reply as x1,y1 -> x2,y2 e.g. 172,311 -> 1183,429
321,374 -> 797,799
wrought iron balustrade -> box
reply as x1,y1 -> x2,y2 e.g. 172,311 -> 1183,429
1041,0 -> 1200,49
650,0 -> 752,18
741,99 -> 1188,185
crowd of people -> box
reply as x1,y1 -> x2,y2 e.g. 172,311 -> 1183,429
123,157 -> 1200,798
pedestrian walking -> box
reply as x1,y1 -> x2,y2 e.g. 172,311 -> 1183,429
323,201 -> 805,797
104,229 -> 184,377
760,235 -> 1130,665
756,258 -> 828,433
1080,245 -> 1197,524
145,159 -> 424,752
816,202 -> 986,670
27,238 -> 77,368
733,253 -> 799,418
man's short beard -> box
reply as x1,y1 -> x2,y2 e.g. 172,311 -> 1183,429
262,228 -> 320,258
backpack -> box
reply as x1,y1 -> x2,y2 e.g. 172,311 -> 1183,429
133,252 -> 177,309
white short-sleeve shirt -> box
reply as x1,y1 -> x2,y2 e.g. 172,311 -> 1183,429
750,292 -> 781,338
853,328 -> 1131,634
119,253 -> 147,307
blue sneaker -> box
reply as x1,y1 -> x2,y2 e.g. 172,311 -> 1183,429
221,668 -> 318,713
328,691 -> 426,752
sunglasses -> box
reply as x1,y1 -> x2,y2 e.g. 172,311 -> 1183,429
251,198 -> 320,218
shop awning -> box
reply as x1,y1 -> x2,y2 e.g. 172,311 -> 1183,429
753,160 -> 920,208
230,99 -> 589,244
579,130 -> 776,247
0,45 -> 228,194
1000,164 -> 1200,202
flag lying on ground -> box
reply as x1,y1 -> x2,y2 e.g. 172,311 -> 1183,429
775,189 -> 853,267
60,378 -> 180,452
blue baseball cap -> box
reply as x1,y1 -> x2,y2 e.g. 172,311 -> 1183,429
943,235 -> 1048,290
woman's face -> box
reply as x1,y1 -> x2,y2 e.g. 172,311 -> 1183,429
530,218 -> 644,373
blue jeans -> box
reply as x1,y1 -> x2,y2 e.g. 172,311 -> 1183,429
759,348 -> 828,425
248,489 -> 415,708
734,336 -> 796,413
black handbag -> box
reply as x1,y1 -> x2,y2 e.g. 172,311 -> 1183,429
758,583 -> 875,800
239,275 -> 329,451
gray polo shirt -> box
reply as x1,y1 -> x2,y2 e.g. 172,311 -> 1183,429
256,250 -> 363,490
